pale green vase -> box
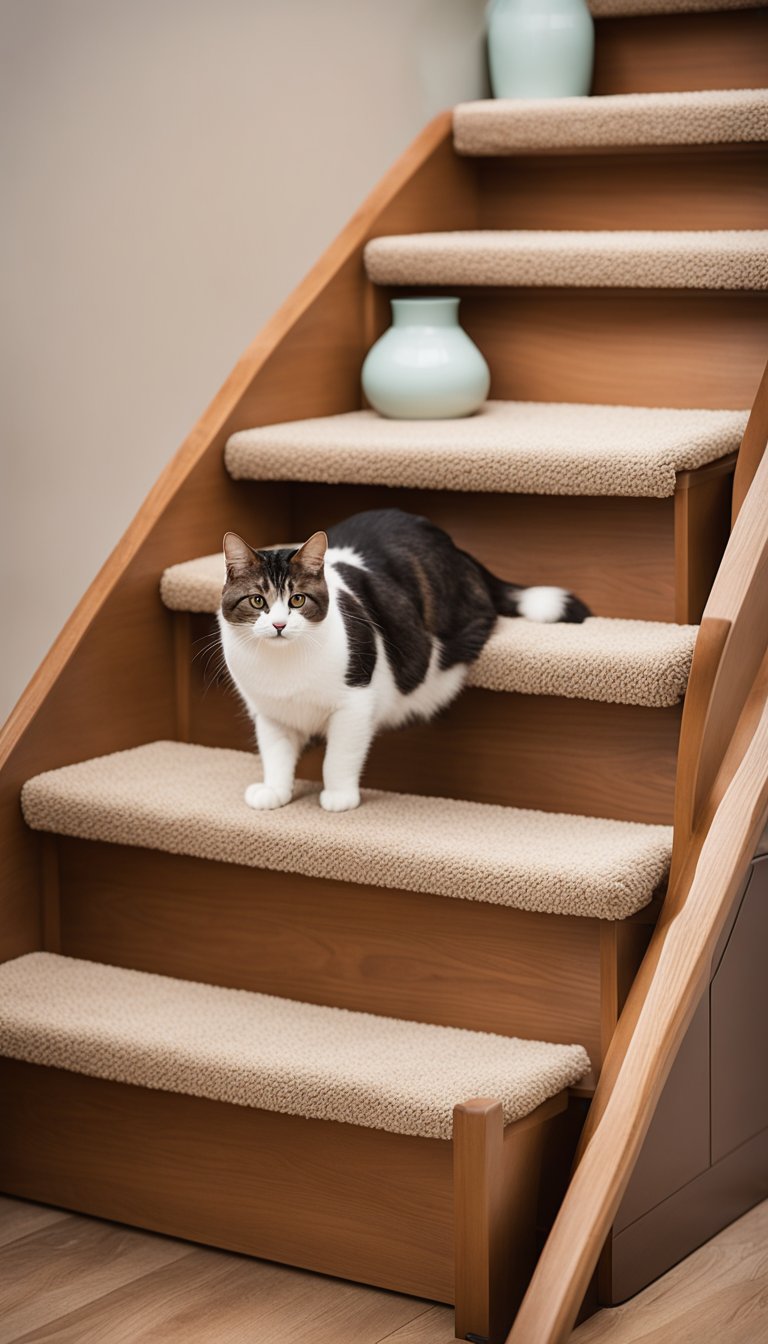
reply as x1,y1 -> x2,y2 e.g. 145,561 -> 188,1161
361,298 -> 490,420
487,0 -> 594,99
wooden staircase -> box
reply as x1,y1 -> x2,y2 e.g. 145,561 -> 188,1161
1,4 -> 767,1342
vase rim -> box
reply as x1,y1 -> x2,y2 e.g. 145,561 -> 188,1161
390,296 -> 461,327
391,296 -> 460,307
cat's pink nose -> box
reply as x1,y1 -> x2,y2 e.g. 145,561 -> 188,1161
272,621 -> 286,631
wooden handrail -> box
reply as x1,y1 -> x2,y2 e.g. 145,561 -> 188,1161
506,668 -> 768,1343
732,358 -> 768,524
505,369 -> 768,1344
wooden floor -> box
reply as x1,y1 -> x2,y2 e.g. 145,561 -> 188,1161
0,1195 -> 766,1343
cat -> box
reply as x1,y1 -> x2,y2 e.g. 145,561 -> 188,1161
219,508 -> 589,813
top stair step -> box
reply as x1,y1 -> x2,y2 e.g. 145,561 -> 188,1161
587,0 -> 762,13
0,952 -> 590,1139
453,89 -> 768,155
363,230 -> 768,290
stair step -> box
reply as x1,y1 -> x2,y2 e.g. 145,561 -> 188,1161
224,403 -> 747,498
21,741 -> 672,919
0,952 -> 590,1139
160,556 -> 697,709
364,230 -> 768,289
588,0 -> 760,13
454,89 -> 768,155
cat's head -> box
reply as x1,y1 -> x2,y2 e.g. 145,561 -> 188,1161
220,531 -> 329,642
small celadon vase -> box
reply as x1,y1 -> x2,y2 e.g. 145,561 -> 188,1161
361,297 -> 490,420
487,0 -> 594,99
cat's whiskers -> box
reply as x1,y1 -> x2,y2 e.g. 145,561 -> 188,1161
219,511 -> 587,814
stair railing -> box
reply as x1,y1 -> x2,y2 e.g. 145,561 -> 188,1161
505,362 -> 768,1344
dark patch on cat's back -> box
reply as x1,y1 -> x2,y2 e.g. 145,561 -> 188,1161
335,561 -> 433,695
337,589 -> 378,687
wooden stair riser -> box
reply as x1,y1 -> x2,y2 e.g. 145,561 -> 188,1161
473,148 -> 767,233
0,1060 -> 565,1342
368,289 -> 766,411
591,12 -> 768,96
285,467 -> 732,624
178,630 -> 682,821
42,837 -> 654,1074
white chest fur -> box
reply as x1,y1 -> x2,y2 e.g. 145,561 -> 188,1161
219,548 -> 470,811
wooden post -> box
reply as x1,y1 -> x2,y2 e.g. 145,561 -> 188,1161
454,1097 -> 505,1344
454,1094 -> 568,1344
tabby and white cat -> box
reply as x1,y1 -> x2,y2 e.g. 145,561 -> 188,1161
219,508 -> 588,813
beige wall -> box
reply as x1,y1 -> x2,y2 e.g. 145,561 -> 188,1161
0,0 -> 487,721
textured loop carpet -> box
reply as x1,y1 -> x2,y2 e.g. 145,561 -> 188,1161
454,90 -> 768,155
587,0 -> 760,13
224,402 -> 746,498
0,953 -> 590,1139
363,230 -> 768,290
160,556 -> 697,709
21,741 -> 672,920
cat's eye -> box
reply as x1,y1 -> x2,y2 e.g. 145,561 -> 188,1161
248,595 -> 266,610
289,594 -> 306,608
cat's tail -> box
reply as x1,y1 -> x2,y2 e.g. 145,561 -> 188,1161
478,563 -> 591,625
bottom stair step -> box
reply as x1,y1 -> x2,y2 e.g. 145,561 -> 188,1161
0,954 -> 590,1341
0,953 -> 589,1138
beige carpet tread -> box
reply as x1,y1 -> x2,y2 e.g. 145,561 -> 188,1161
453,89 -> 768,155
587,0 -> 760,13
223,403 -> 747,498
0,952 -> 591,1139
363,230 -> 768,290
21,741 -> 672,919
159,557 -> 697,709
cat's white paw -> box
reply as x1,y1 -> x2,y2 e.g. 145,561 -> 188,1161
320,787 -> 361,813
244,783 -> 291,810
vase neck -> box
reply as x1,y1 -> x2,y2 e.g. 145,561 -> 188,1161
391,297 -> 460,328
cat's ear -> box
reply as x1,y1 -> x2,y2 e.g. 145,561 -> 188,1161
223,532 -> 257,577
292,531 -> 327,572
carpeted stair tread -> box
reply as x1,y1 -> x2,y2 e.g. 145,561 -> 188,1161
159,557 -> 698,709
453,89 -> 768,155
363,230 -> 768,289
224,403 -> 747,498
588,0 -> 760,13
0,952 -> 591,1139
21,741 -> 672,919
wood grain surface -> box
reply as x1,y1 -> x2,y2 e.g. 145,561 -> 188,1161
432,289 -> 767,411
591,11 -> 768,95
476,147 -> 768,231
573,1198 -> 768,1344
0,1198 -> 448,1344
0,1212 -> 190,1343
218,482 -> 682,627
0,1061 -> 456,1305
1,1194 -> 766,1343
54,838 -> 610,1067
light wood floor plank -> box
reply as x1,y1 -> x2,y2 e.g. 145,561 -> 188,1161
0,1197 -> 68,1250
570,1200 -> 768,1342
377,1304 -> 457,1343
10,1244 -> 438,1344
0,1214 -> 191,1343
2,1197 -> 766,1343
